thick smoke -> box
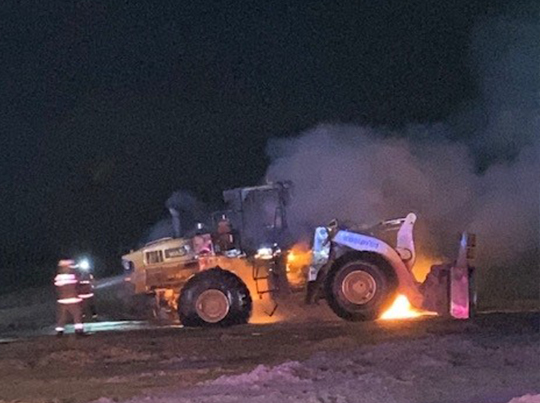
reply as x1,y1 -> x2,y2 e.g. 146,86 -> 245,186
265,17 -> 539,304
144,191 -> 207,244
267,126 -> 478,253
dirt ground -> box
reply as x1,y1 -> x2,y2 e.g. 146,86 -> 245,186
0,277 -> 538,403
0,311 -> 538,403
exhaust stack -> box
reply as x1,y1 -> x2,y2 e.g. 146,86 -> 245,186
168,208 -> 182,239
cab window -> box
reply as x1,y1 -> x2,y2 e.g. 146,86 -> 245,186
145,250 -> 164,264
164,246 -> 187,259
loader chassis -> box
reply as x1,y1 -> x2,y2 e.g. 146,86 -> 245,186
123,185 -> 476,326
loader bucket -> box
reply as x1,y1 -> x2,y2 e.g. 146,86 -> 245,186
420,232 -> 477,319
420,264 -> 476,318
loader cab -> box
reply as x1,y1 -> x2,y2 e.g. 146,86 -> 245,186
222,181 -> 293,253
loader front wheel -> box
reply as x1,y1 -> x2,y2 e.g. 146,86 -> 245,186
325,254 -> 396,321
178,267 -> 252,327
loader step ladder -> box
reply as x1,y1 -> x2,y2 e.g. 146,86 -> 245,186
252,261 -> 280,317
252,261 -> 279,299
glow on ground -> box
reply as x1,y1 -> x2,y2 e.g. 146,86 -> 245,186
380,294 -> 437,320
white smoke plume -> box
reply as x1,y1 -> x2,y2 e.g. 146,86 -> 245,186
265,16 -> 539,304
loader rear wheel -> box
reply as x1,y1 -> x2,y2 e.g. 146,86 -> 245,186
195,289 -> 230,323
325,254 -> 397,321
178,267 -> 252,327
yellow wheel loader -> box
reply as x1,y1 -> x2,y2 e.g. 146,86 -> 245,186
122,183 -> 476,326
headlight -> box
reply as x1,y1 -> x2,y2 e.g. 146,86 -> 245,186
122,259 -> 133,271
255,247 -> 273,260
78,258 -> 91,271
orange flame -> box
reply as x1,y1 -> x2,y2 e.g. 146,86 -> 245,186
412,255 -> 444,282
286,244 -> 312,266
380,294 -> 436,320
286,243 -> 312,287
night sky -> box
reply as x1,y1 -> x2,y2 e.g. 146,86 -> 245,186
0,0 -> 531,288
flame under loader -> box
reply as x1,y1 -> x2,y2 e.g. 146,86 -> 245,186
123,183 -> 476,326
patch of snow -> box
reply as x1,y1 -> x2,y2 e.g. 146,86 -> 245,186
92,398 -> 116,403
93,334 -> 539,403
507,395 -> 540,403
208,361 -> 309,387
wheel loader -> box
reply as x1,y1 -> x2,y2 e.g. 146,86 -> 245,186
122,183 -> 476,326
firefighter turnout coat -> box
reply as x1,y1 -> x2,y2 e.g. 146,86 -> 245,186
78,272 -> 95,300
54,262 -> 84,333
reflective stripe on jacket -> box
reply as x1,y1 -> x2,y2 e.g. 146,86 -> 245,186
55,271 -> 81,303
78,274 -> 94,298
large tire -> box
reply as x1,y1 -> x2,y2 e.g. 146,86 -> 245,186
178,267 -> 252,327
325,253 -> 397,321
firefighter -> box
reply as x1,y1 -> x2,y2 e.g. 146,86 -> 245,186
78,267 -> 97,320
192,222 -> 213,254
215,216 -> 236,252
54,259 -> 84,336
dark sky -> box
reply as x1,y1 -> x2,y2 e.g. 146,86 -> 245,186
0,0 -> 525,283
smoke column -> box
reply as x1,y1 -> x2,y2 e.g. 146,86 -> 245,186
265,16 -> 539,306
